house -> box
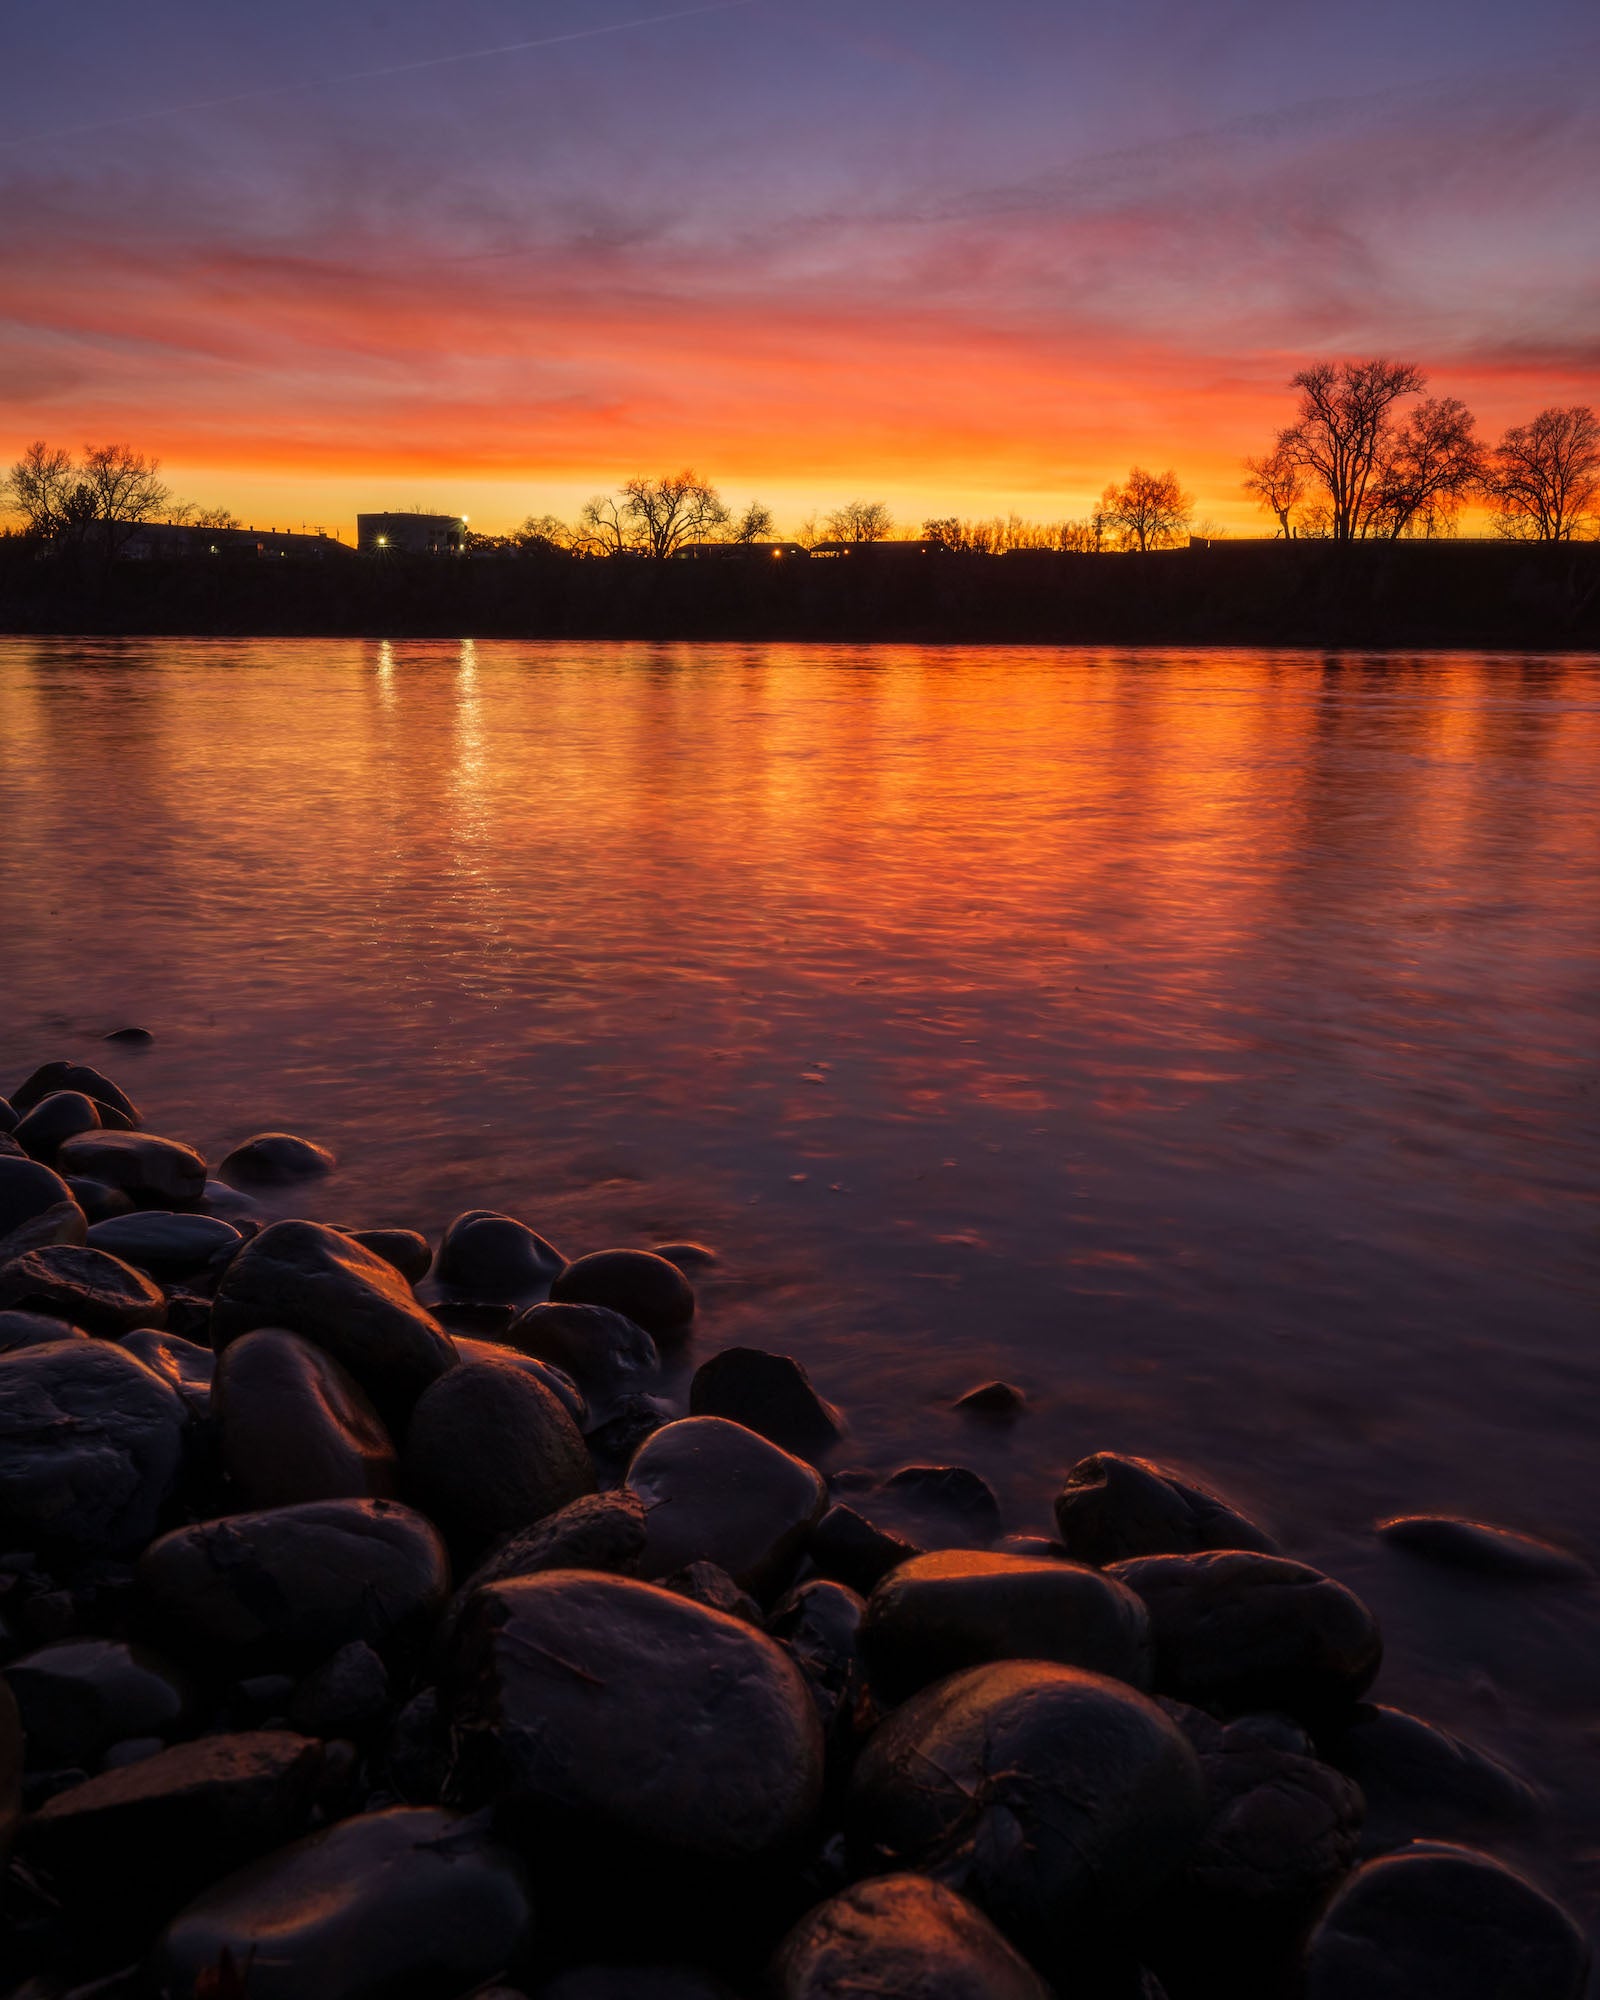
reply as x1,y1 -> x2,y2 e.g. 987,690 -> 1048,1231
119,523 -> 349,561
357,512 -> 467,556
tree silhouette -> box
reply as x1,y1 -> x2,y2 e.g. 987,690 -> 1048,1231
1243,446 -> 1307,538
1099,468 -> 1192,552
823,499 -> 893,543
1272,360 -> 1425,541
1485,406 -> 1600,541
1371,397 -> 1483,539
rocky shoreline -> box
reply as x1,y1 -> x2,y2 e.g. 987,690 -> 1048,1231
0,1054 -> 1591,1999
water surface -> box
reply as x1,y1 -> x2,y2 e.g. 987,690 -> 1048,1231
2,639 -> 1598,1918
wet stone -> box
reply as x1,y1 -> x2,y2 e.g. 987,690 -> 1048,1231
118,1331 -> 214,1422
876,1464 -> 1002,1547
85,1210 -> 241,1277
162,1290 -> 217,1345
103,1027 -> 154,1046
993,1533 -> 1071,1560
452,1336 -> 588,1428
219,1131 -> 336,1186
346,1227 -> 432,1285
451,1570 -> 823,1866
1056,1452 -> 1280,1566
155,1805 -> 534,2000
23,1728 -> 325,1915
809,1503 -> 920,1595
5,1638 -> 192,1769
62,1175 -> 135,1224
56,1130 -> 206,1207
689,1347 -> 846,1459
0,1340 -> 186,1557
550,1248 -> 695,1338
211,1220 -> 458,1426
662,1560 -> 763,1625
403,1354 -> 595,1561
626,1416 -> 828,1597
289,1640 -> 390,1737
1326,1704 -> 1539,1848
429,1209 -> 564,1306
772,1874 -> 1054,2000
138,1498 -> 450,1671
0,1158 -> 87,1263
768,1578 -> 866,1740
651,1240 -> 718,1270
584,1391 -> 673,1464
456,1490 -> 649,1608
510,1300 -> 658,1415
0,1310 -> 85,1353
10,1063 -> 140,1127
860,1549 -> 1152,1705
1376,1513 -> 1592,1581
0,1243 -> 166,1336
954,1379 -> 1026,1416
1109,1550 -> 1382,1721
848,1660 -> 1206,1962
1302,1841 -> 1590,2000
215,1328 -> 398,1509
13,1092 -> 104,1164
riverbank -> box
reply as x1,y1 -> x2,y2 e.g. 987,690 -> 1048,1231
0,1051 -> 1592,1998
3,539 -> 1599,648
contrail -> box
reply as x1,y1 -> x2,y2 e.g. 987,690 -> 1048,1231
1,1 -> 754,150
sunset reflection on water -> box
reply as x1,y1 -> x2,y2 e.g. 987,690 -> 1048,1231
2,638 -> 1599,1896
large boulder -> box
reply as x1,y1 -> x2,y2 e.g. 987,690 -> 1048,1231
215,1328 -> 398,1508
13,1091 -> 107,1164
86,1210 -> 241,1277
689,1347 -> 845,1459
56,1130 -> 206,1206
0,1158 -> 86,1263
4,1636 -> 193,1768
154,1806 -> 534,2000
626,1417 -> 827,1596
510,1301 -> 658,1414
218,1132 -> 335,1186
10,1062 -> 140,1126
211,1220 -> 458,1424
138,1499 -> 450,1670
1055,1453 -> 1279,1566
848,1660 -> 1205,1960
772,1875 -> 1054,2000
403,1355 -> 596,1559
1302,1841 -> 1589,1999
0,1243 -> 166,1336
0,1339 -> 187,1557
1109,1551 -> 1381,1719
451,1571 -> 823,1866
550,1249 -> 695,1337
1325,1705 -> 1539,1849
429,1209 -> 564,1305
860,1549 -> 1151,1704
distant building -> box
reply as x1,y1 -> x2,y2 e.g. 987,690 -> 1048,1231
357,512 -> 467,556
674,542 -> 811,562
809,540 -> 944,559
119,523 -> 349,561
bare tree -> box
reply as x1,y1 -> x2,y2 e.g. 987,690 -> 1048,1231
725,500 -> 775,546
1243,445 -> 1307,538
4,440 -> 175,569
1372,397 -> 1483,539
823,499 -> 893,543
3,442 -> 78,539
1485,406 -> 1600,542
573,493 -> 635,557
1058,512 -> 1109,553
621,472 -> 730,559
1274,360 -> 1425,541
1099,467 -> 1192,552
513,513 -> 580,553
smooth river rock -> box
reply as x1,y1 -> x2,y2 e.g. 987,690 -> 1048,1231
119,1330 -> 215,1422
1326,1704 -> 1539,1847
347,1227 -> 432,1285
860,1549 -> 1152,1704
56,1129 -> 207,1206
10,1062 -> 140,1126
1376,1513 -> 1593,1580
451,1570 -> 823,1865
138,1498 -> 450,1669
430,1209 -> 564,1304
0,1339 -> 186,1556
0,1242 -> 166,1336
5,1637 -> 193,1767
625,1416 -> 828,1596
809,1503 -> 921,1595
215,1328 -> 398,1507
403,1354 -> 595,1558
13,1091 -> 106,1163
86,1209 -> 241,1277
768,1578 -> 866,1740
0,1309 -> 84,1353
848,1660 -> 1205,1958
689,1347 -> 846,1458
1302,1841 -> 1590,1999
772,1875 -> 1054,2000
550,1248 -> 695,1337
1109,1550 -> 1382,1719
219,1131 -> 336,1185
460,1490 -> 649,1598
211,1220 -> 458,1424
452,1335 -> 589,1428
1055,1452 -> 1279,1566
0,1157 -> 86,1262
155,1806 -> 534,2000
509,1300 -> 657,1414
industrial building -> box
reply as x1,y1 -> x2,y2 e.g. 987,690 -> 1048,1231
357,513 -> 468,556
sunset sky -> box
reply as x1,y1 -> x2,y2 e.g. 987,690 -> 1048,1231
2,0 -> 1597,537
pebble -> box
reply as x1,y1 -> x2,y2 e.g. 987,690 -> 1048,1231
1376,1513 -> 1593,1581
953,1379 -> 1026,1416
155,1806 -> 534,2000
451,1570 -> 823,1864
429,1208 -> 564,1304
848,1660 -> 1205,1962
860,1548 -> 1153,1704
626,1416 -> 828,1596
1109,1550 -> 1383,1720
218,1131 -> 336,1185
137,1498 -> 450,1670
211,1219 -> 458,1425
346,1226 -> 432,1285
10,1062 -> 140,1127
0,1156 -> 87,1262
56,1130 -> 207,1206
873,1463 -> 1002,1549
651,1241 -> 718,1270
402,1353 -> 596,1559
86,1209 -> 241,1275
214,1328 -> 398,1507
0,1340 -> 186,1556
509,1300 -> 658,1413
103,1027 -> 154,1045
1056,1452 -> 1280,1566
772,1874 -> 1054,2000
4,1637 -> 193,1768
0,1242 -> 167,1335
689,1346 -> 846,1458
1301,1841 -> 1590,1998
550,1247 -> 695,1337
